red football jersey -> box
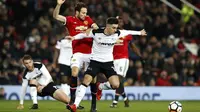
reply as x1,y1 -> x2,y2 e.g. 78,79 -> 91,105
113,35 -> 133,59
65,16 -> 93,54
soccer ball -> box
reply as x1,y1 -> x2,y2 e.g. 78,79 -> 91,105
168,101 -> 182,112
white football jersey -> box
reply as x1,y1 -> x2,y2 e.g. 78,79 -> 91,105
22,62 -> 53,86
55,38 -> 72,66
74,29 -> 141,62
20,62 -> 53,104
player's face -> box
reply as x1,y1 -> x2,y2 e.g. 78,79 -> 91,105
23,59 -> 34,71
78,8 -> 87,20
107,24 -> 118,35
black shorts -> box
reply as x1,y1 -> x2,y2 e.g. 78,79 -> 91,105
37,82 -> 58,97
58,64 -> 71,77
85,60 -> 117,79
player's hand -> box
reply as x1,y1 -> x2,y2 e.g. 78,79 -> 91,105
57,0 -> 65,5
17,104 -> 24,110
140,29 -> 147,36
92,23 -> 99,30
65,36 -> 74,40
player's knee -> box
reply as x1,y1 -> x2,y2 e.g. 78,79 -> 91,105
82,74 -> 93,86
111,82 -> 120,89
71,67 -> 79,77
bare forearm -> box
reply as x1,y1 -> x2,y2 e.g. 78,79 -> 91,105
131,43 -> 142,57
53,4 -> 61,18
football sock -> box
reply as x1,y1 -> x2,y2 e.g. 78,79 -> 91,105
90,83 -> 97,109
30,85 -> 38,104
70,76 -> 77,103
114,94 -> 120,103
99,81 -> 112,90
74,84 -> 88,107
61,83 -> 70,97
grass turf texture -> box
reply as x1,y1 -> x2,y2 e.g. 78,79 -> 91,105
0,100 -> 199,112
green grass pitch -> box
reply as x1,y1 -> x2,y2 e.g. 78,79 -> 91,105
0,100 -> 199,112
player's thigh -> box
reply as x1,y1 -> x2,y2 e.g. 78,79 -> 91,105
114,59 -> 129,77
38,82 -> 58,97
82,53 -> 91,71
59,64 -> 71,84
85,60 -> 101,79
70,53 -> 84,69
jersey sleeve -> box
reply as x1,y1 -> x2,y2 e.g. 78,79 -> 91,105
55,40 -> 61,49
119,30 -> 141,37
40,64 -> 52,84
20,78 -> 28,105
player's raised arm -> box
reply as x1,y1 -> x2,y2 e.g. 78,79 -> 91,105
53,0 -> 66,24
120,29 -> 147,37
17,78 -> 28,109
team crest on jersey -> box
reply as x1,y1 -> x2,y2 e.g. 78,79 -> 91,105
72,58 -> 76,62
83,21 -> 88,25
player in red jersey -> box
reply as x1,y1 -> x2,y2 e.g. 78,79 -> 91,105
53,0 -> 98,112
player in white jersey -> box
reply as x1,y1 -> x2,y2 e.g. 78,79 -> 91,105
66,17 -> 147,112
17,55 -> 70,110
52,37 -> 72,97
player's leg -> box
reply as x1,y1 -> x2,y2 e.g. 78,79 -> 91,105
67,60 -> 99,112
83,54 -> 97,112
29,80 -> 39,109
90,77 -> 97,112
70,53 -> 82,104
110,76 -> 129,108
59,64 -> 71,97
110,59 -> 129,108
37,82 -> 70,104
96,62 -> 120,100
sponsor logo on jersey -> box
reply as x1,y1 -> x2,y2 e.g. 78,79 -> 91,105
75,26 -> 88,31
98,42 -> 115,46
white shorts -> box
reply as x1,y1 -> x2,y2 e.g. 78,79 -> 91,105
70,53 -> 91,71
114,58 -> 129,77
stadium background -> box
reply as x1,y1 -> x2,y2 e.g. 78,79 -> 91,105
0,0 -> 200,112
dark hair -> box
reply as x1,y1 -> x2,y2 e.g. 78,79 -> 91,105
106,17 -> 119,25
75,2 -> 87,12
22,54 -> 32,62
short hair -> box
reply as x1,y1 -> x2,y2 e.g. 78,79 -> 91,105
22,54 -> 32,62
106,17 -> 119,25
75,2 -> 87,12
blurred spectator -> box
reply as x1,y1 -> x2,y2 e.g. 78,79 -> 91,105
0,87 -> 5,99
156,70 -> 171,86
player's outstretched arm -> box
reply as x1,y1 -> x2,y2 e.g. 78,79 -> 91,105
53,0 -> 66,23
120,29 -> 147,37
140,29 -> 147,36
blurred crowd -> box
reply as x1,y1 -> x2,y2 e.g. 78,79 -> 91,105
0,0 -> 200,86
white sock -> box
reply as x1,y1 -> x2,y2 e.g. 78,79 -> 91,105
99,81 -> 112,90
30,86 -> 37,104
113,100 -> 118,103
74,85 -> 87,107
61,83 -> 70,97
